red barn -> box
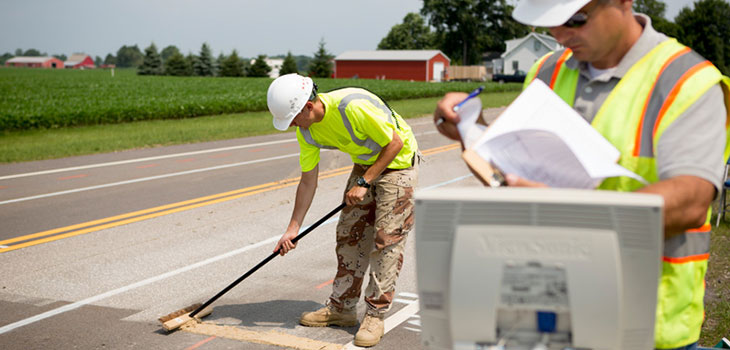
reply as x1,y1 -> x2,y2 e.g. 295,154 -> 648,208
334,50 -> 450,82
64,54 -> 95,69
5,56 -> 64,68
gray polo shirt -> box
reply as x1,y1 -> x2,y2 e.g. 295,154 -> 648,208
564,14 -> 726,191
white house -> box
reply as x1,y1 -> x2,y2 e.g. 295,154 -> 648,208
493,32 -> 562,75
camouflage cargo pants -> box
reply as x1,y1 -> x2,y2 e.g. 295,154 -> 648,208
328,162 -> 418,316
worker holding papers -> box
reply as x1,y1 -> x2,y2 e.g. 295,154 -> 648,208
458,79 -> 647,189
433,0 -> 730,348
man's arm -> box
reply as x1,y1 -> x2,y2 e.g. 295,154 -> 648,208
274,164 -> 318,256
636,175 -> 716,238
345,130 -> 403,206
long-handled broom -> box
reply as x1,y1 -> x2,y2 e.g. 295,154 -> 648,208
159,202 -> 346,332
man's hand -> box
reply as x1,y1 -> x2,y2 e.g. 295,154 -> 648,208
345,185 -> 368,206
434,92 -> 467,142
274,230 -> 298,256
505,173 -> 548,187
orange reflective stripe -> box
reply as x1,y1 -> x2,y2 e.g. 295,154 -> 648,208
653,60 -> 713,139
633,47 -> 691,157
687,223 -> 711,233
550,50 -> 573,89
663,253 -> 709,264
533,53 -> 553,83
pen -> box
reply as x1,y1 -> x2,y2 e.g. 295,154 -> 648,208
435,85 -> 484,127
453,85 -> 484,112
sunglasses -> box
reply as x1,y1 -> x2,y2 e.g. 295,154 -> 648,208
561,1 -> 602,28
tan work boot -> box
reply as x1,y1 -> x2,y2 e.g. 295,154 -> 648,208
299,306 -> 357,327
354,314 -> 385,347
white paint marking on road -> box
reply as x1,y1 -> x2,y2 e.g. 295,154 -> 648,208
421,174 -> 474,190
0,216 -> 341,336
398,292 -> 419,299
343,300 -> 420,350
0,138 -> 296,181
0,245 -> 8,249
0,153 -> 299,206
393,298 -> 417,304
0,174 -> 471,335
403,326 -> 422,333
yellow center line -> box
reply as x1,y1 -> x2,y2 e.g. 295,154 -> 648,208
0,143 -> 460,254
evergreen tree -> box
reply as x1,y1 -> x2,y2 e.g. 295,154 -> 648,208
247,54 -> 272,77
194,42 -> 215,76
309,39 -> 333,78
94,56 -> 102,66
164,52 -> 193,76
279,51 -> 299,75
220,50 -> 245,77
138,42 -> 163,75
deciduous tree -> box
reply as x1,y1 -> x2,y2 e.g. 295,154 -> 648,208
633,0 -> 681,37
116,45 -> 144,68
378,13 -> 436,50
421,0 -> 528,65
676,0 -> 730,74
161,45 -> 181,63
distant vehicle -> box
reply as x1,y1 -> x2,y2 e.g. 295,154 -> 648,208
492,70 -> 527,83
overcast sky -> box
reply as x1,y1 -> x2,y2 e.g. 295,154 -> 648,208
0,0 -> 697,59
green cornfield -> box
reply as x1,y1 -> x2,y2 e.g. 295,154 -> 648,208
0,68 -> 521,131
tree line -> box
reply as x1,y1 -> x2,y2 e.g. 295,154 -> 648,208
2,39 -> 336,79
377,0 -> 730,75
134,39 -> 334,78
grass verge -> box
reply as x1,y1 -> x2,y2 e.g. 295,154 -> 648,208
0,92 -> 519,163
702,214 -> 730,346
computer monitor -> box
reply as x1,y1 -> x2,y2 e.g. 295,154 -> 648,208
415,187 -> 663,350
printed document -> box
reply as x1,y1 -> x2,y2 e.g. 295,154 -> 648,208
458,79 -> 646,189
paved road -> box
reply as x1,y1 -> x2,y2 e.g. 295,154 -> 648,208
0,114 -> 492,350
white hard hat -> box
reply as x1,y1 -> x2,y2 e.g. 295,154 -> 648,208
267,73 -> 315,131
512,0 -> 591,27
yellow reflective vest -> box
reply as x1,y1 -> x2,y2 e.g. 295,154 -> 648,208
296,87 -> 418,173
525,39 -> 730,349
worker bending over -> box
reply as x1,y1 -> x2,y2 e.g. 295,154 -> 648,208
434,1 -> 729,349
267,74 -> 419,347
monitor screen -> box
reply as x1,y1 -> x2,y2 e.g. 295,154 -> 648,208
415,187 -> 663,350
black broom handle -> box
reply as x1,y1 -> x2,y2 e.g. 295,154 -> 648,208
189,203 -> 346,318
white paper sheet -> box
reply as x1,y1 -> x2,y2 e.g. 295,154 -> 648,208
469,79 -> 646,189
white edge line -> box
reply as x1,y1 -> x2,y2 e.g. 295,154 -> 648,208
393,298 -> 416,304
0,130 -> 438,181
0,216 -> 341,336
0,174 -> 470,335
0,153 -> 299,206
398,292 -> 419,299
0,138 -> 295,181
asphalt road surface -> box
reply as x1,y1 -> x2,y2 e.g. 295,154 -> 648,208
0,114 -> 500,350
